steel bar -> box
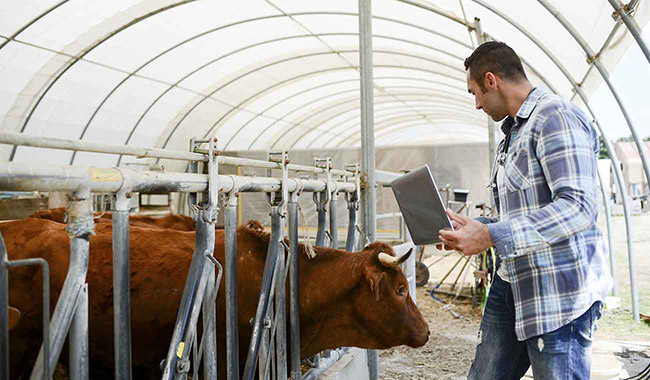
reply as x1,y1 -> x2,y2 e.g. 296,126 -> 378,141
0,162 -> 358,195
2,253 -> 51,380
608,0 -> 650,63
315,191 -> 328,247
329,192 -> 339,249
537,0 -> 644,322
288,193 -> 302,380
597,167 -> 617,296
201,259 -> 217,379
346,203 -> 358,252
224,194 -> 240,380
1,234 -> 9,380
112,207 -> 132,380
161,210 -> 211,380
470,0 -> 638,325
30,189 -> 91,380
302,348 -> 350,380
359,0 -> 379,378
242,208 -> 282,380
69,284 -> 89,380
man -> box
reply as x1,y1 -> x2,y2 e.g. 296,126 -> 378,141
437,41 -> 612,379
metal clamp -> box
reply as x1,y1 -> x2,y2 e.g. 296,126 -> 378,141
266,151 -> 289,216
313,157 -> 332,211
344,163 -> 360,211
188,137 -> 219,223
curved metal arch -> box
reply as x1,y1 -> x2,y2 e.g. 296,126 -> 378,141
372,122 -> 488,147
337,111 -> 485,147
304,103 -> 467,146
608,0 -> 650,63
318,97 -> 485,148
269,94 -> 480,150
0,0 -> 68,51
305,103 -> 471,149
341,119 -> 487,148
465,0 -> 637,323
8,0 -> 196,161
193,47 -> 467,140
222,74 -> 472,150
191,59 -> 469,154
95,10 -> 478,164
296,85 -> 474,148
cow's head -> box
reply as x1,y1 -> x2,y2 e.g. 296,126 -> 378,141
353,242 -> 429,349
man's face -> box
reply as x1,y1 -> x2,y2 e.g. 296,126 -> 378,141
466,70 -> 507,122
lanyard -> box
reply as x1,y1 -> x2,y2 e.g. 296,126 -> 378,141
487,129 -> 513,189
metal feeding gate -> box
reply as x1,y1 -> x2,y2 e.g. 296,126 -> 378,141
0,132 -> 416,380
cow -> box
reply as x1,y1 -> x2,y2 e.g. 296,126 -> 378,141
29,207 -> 203,231
3,217 -> 429,379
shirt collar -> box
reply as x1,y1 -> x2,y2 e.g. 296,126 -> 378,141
500,86 -> 545,134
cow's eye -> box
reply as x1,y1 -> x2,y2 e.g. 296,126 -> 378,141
397,286 -> 406,297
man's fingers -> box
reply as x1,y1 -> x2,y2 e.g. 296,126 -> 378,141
446,209 -> 469,226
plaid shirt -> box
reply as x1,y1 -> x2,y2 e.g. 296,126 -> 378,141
482,87 -> 612,341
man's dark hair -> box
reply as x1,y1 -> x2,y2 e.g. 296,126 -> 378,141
464,41 -> 527,92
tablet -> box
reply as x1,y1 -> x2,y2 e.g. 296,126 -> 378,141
390,164 -> 454,245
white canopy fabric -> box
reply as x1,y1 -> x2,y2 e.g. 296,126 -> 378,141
1,0 -> 648,171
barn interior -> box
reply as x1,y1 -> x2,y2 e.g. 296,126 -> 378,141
1,0 -> 650,379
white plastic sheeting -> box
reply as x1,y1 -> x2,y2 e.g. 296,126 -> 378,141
0,0 -> 648,170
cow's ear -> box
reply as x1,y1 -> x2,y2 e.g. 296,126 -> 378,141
8,306 -> 21,331
369,272 -> 386,301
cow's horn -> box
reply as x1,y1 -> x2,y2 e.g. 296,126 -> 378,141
397,248 -> 413,265
378,252 -> 400,267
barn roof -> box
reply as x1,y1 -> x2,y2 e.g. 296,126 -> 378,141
1,0 -> 649,171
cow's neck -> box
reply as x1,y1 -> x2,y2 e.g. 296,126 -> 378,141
298,248 -> 376,356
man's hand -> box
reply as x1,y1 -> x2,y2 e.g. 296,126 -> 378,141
436,209 -> 494,256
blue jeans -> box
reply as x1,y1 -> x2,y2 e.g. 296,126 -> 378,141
467,275 -> 602,380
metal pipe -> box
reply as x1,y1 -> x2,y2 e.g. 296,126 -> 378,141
288,193 -> 301,380
536,0 -> 643,322
608,0 -> 650,63
0,162 -> 358,195
69,284 -> 89,380
0,234 -> 9,380
242,208 -> 282,380
597,166 -> 617,296
302,348 -> 350,380
346,202 -> 358,252
2,253 -> 51,380
471,0 -> 639,325
161,210 -> 211,380
359,0 -> 379,378
329,192 -> 339,248
30,187 -> 92,380
315,192 -> 328,247
224,194 -> 239,380
201,259 -> 217,380
112,205 -> 132,380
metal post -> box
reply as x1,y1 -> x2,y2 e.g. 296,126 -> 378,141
315,192 -> 328,247
274,231 -> 288,380
474,18 -> 500,210
536,0 -> 644,321
608,0 -> 650,63
597,168 -> 617,296
112,192 -> 132,380
0,234 -> 9,380
69,284 -> 89,379
30,186 -> 93,380
202,259 -> 217,380
288,191 -> 301,380
329,191 -> 339,249
224,193 -> 240,380
359,0 -> 378,378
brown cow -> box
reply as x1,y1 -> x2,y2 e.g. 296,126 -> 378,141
29,207 -> 200,231
4,218 -> 429,379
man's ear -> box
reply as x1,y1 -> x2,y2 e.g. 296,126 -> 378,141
368,272 -> 386,301
485,72 -> 497,89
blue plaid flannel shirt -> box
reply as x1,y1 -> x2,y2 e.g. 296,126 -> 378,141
481,87 -> 612,341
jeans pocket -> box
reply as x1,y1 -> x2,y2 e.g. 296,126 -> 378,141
574,303 -> 600,348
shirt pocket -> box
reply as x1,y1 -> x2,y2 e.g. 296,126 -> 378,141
503,149 -> 531,192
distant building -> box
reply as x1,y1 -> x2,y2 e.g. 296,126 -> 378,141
611,141 -> 650,199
